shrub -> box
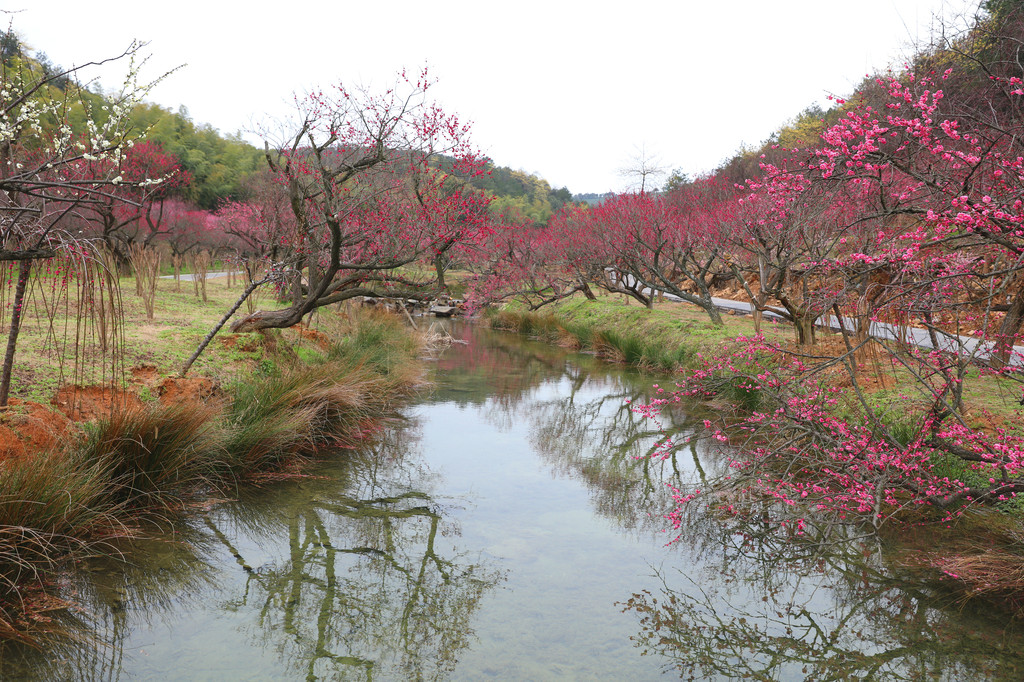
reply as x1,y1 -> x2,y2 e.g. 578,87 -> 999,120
73,402 -> 225,508
0,449 -> 120,579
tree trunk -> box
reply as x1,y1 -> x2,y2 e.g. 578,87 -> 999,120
702,302 -> 724,327
0,260 -> 32,407
794,314 -> 817,345
182,276 -> 268,376
752,293 -> 767,334
434,253 -> 447,291
230,287 -> 376,333
992,289 -> 1024,369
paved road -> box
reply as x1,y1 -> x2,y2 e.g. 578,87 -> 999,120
697,294 -> 1022,366
615,271 -> 1024,367
160,271 -> 230,282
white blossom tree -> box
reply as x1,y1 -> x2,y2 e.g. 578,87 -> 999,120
0,25 -> 172,405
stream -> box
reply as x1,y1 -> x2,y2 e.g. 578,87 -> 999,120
2,322 -> 1023,680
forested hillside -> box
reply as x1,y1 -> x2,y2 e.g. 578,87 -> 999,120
7,34 -> 575,237
457,159 -> 575,224
128,103 -> 265,209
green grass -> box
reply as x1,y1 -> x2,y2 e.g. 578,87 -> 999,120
487,295 -> 779,375
327,311 -> 424,377
219,311 -> 425,475
0,270 -> 265,404
222,368 -> 326,472
490,294 -> 1024,439
295,346 -> 326,364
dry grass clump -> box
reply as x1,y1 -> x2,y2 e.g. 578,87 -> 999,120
919,530 -> 1024,616
73,402 -> 225,508
0,447 -> 126,642
223,311 -> 426,473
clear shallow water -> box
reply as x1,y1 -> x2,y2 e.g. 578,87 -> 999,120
3,323 -> 1024,680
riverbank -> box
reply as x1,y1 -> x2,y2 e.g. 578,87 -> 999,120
0,271 -> 430,643
486,296 -> 779,373
488,295 -> 1024,616
489,295 -> 1023,426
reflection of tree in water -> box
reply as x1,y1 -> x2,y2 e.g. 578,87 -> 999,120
430,325 -> 564,409
454,326 -> 1024,680
0,409 -> 503,681
210,420 -> 505,681
456,326 -> 708,534
523,377 -> 702,533
0,521 -> 222,681
428,324 -> 1024,679
621,509 -> 1024,681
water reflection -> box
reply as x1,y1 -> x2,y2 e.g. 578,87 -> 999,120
4,322 -> 1024,680
621,497 -> 1024,680
434,325 -> 1024,680
223,442 -> 504,681
1,414 -> 503,681
0,515 -> 227,680
435,325 -> 704,535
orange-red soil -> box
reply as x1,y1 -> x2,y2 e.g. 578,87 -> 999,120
0,365 -> 227,459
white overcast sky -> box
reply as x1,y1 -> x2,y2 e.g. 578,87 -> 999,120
9,0 -> 974,194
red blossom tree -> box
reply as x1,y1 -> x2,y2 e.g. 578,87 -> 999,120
217,168 -> 298,262
728,156 -> 868,344
609,180 -> 735,324
67,140 -> 191,266
223,70 -> 487,333
158,198 -> 223,257
638,62 -> 1024,549
464,216 -> 596,311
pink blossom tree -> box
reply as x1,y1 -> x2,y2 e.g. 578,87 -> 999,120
637,62 -> 1024,559
226,70 -> 486,333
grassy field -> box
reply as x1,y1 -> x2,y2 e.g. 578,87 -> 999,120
2,269 -> 294,404
488,295 -> 777,370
